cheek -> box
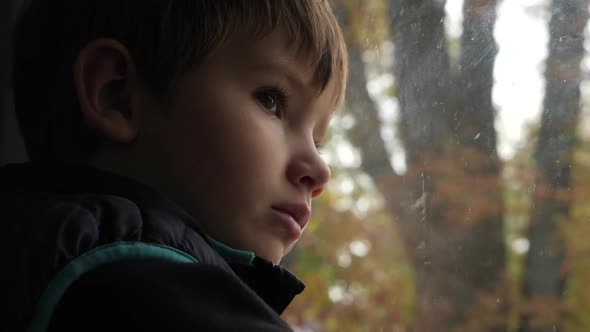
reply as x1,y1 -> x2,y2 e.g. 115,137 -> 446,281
163,96 -> 287,203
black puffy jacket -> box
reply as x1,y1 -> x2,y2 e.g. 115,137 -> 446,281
0,162 -> 304,331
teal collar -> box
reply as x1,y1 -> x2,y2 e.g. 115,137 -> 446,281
205,235 -> 256,266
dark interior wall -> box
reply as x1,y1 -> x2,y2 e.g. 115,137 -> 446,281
1,0 -> 27,166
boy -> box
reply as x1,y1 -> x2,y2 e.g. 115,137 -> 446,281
1,0 -> 347,331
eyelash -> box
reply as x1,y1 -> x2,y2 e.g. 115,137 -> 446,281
254,86 -> 289,117
254,86 -> 324,154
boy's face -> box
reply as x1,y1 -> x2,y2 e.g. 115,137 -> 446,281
137,28 -> 338,264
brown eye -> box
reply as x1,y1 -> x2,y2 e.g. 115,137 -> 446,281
257,92 -> 278,114
254,87 -> 287,117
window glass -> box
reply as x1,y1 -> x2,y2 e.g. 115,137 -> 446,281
284,1 -> 590,331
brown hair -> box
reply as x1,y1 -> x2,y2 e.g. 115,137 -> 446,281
13,0 -> 348,161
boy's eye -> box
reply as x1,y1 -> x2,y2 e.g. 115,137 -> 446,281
254,87 -> 287,116
258,93 -> 278,113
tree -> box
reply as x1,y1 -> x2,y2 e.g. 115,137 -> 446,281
521,0 -> 589,331
341,0 -> 506,330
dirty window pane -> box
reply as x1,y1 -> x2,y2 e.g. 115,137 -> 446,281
283,1 -> 590,331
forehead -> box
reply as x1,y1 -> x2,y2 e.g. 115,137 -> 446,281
207,27 -> 342,109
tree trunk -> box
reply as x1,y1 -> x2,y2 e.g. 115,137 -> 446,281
521,0 -> 589,331
342,0 -> 504,330
390,0 -> 450,163
452,0 -> 506,327
389,1 -> 456,330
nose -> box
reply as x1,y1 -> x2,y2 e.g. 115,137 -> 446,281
286,143 -> 331,198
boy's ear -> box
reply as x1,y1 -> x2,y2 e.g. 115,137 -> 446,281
74,38 -> 141,143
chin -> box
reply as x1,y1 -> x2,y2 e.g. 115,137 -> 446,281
263,250 -> 284,265
255,244 -> 285,265
252,236 -> 297,265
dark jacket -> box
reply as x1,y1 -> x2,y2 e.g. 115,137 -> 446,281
0,162 -> 304,331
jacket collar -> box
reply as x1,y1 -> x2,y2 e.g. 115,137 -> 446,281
206,235 -> 305,314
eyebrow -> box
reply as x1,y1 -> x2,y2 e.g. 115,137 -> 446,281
248,62 -> 313,92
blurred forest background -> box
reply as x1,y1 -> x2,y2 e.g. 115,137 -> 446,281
281,0 -> 590,331
2,0 -> 590,331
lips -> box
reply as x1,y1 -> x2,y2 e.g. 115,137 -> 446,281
271,203 -> 311,230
